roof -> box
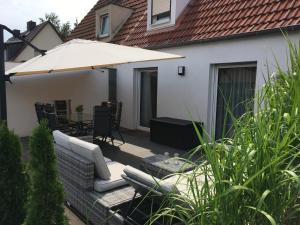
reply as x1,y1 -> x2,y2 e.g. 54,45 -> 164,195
69,0 -> 300,49
6,22 -> 62,60
6,22 -> 49,44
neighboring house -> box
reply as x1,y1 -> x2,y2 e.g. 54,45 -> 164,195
68,0 -> 300,138
5,20 -> 64,137
5,20 -> 63,63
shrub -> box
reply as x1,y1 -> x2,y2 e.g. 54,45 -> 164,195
0,122 -> 28,225
24,121 -> 68,225
149,40 -> 300,225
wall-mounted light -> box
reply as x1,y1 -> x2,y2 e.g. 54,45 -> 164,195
178,66 -> 185,76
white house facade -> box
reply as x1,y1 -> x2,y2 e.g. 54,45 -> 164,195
68,0 -> 300,138
6,0 -> 300,137
115,32 -> 299,137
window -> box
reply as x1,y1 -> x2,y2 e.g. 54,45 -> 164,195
151,0 -> 171,25
99,14 -> 110,37
214,66 -> 256,139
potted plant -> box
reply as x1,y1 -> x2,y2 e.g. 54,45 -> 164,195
75,105 -> 84,120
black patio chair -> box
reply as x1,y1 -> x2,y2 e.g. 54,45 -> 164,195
34,102 -> 46,123
93,106 -> 114,144
46,112 -> 75,134
44,103 -> 55,113
112,102 -> 125,143
54,99 -> 74,125
101,101 -> 116,118
46,112 -> 59,131
54,100 -> 68,116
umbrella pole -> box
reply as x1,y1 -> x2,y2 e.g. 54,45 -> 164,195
0,26 -> 7,121
0,24 -> 46,122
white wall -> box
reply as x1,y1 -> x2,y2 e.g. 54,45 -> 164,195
116,32 -> 300,133
7,70 -> 109,137
15,23 -> 63,62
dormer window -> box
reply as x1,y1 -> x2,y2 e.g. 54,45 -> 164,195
100,14 -> 110,37
95,4 -> 132,40
147,0 -> 191,31
151,0 -> 171,25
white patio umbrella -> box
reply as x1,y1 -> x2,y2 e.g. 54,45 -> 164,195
6,39 -> 183,76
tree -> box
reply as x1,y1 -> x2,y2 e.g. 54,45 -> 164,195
60,22 -> 71,41
0,122 -> 28,225
39,13 -> 60,32
39,12 -> 72,41
24,121 -> 68,225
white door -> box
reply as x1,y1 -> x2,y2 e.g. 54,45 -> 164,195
136,69 -> 158,131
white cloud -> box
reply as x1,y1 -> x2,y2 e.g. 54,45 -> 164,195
0,0 -> 96,40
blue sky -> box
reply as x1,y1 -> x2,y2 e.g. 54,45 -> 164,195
0,0 -> 97,40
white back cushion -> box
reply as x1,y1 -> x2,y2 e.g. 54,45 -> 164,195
69,137 -> 111,180
53,130 -> 71,149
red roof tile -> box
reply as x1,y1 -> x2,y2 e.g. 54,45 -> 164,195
68,0 -> 300,48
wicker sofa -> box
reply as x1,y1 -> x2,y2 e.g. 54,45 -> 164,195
53,130 -> 139,225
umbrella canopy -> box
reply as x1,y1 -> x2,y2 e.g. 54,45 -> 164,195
6,39 -> 183,76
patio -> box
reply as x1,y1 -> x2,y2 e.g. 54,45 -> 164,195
21,129 -> 186,166
20,129 -> 189,225
3,39 -> 193,225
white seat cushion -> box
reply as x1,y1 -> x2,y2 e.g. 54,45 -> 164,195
94,162 -> 127,192
53,130 -> 71,149
69,137 -> 111,180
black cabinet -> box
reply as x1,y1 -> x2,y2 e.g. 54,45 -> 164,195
150,117 -> 203,150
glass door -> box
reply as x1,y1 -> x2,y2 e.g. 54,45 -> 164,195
215,66 -> 256,139
138,69 -> 158,130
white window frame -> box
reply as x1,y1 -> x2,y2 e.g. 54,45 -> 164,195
99,14 -> 110,38
148,0 -> 174,30
207,63 -> 257,138
151,0 -> 171,25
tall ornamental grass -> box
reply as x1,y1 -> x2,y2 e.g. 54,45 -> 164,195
149,40 -> 300,225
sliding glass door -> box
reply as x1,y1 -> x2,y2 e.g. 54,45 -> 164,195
138,69 -> 158,129
215,66 -> 256,139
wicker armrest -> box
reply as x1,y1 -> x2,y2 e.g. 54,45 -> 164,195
55,144 -> 94,190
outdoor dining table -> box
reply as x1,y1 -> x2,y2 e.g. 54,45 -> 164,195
59,113 -> 93,136
63,113 -> 93,122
